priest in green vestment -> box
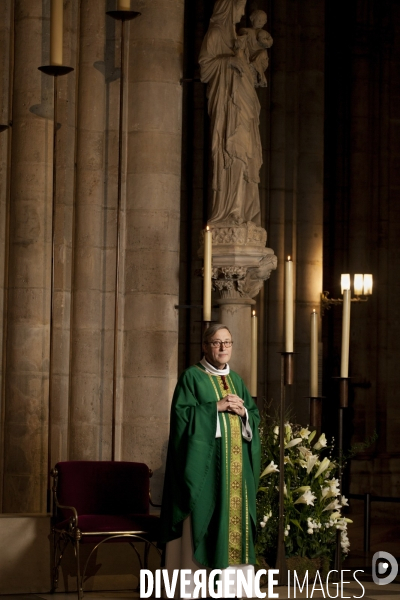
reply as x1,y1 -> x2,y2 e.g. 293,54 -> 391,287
160,323 -> 261,596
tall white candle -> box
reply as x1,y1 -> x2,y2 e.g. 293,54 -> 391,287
354,274 -> 364,296
203,227 -> 212,322
285,257 -> 294,352
341,273 -> 350,294
363,274 -> 373,295
50,0 -> 63,66
117,0 -> 131,9
340,289 -> 351,377
250,310 -> 258,397
310,310 -> 318,397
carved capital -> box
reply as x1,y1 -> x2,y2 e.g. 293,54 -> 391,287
237,253 -> 278,298
209,254 -> 277,300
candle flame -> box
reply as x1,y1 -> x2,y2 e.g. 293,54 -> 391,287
313,309 -> 316,313
206,225 -> 210,231
252,310 -> 256,316
287,255 -> 291,261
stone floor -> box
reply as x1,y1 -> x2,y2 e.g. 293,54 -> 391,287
1,579 -> 400,599
3,499 -> 400,599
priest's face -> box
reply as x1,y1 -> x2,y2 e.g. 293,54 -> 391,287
203,328 -> 233,370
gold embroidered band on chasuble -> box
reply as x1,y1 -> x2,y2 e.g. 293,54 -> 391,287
207,373 -> 249,564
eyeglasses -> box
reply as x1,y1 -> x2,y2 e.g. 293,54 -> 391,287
206,340 -> 233,348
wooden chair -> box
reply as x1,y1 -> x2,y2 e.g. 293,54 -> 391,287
51,461 -> 161,599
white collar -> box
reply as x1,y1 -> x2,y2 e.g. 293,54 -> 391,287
200,356 -> 230,376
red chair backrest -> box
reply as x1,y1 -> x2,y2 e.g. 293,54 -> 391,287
55,461 -> 150,518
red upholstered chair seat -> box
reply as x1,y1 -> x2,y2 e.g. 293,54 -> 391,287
51,460 -> 161,600
54,461 -> 151,520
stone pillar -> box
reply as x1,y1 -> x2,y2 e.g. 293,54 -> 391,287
218,299 -> 255,385
119,0 -> 184,501
0,0 -> 12,510
69,1 -> 114,460
204,223 -> 277,389
3,0 -> 53,512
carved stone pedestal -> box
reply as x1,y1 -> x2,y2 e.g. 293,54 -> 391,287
199,222 -> 277,389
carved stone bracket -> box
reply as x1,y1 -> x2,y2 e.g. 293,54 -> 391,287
210,254 -> 277,299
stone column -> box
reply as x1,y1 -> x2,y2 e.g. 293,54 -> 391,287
204,223 -> 277,389
218,299 -> 255,385
0,0 -> 12,510
69,1 -> 114,460
3,0 -> 53,512
119,0 -> 184,501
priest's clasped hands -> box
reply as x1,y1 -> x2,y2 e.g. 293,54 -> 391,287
217,394 -> 246,417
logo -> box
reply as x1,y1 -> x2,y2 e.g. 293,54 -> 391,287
372,551 -> 398,585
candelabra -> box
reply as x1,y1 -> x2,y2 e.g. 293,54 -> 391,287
37,62 -> 74,511
274,352 -> 293,585
106,7 -> 141,460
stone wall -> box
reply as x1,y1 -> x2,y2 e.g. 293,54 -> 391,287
0,0 -> 183,513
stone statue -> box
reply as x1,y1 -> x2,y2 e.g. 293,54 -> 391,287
199,0 -> 263,226
239,10 -> 273,88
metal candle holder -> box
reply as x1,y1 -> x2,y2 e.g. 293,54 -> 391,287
305,396 -> 325,436
332,376 -> 350,576
275,351 -> 294,585
37,62 -> 74,511
106,9 -> 141,460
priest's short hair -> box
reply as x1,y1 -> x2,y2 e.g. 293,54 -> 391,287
202,323 -> 232,344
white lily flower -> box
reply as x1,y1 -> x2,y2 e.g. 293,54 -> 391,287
285,437 -> 303,449
261,461 -> 279,477
307,528 -> 313,534
298,446 -> 313,460
314,433 -> 327,450
321,486 -> 335,499
260,521 -> 266,528
284,530 -> 289,536
273,425 -> 279,437
325,478 -> 340,495
300,427 -> 311,439
341,494 -> 349,506
314,457 -> 330,478
344,518 -> 353,523
294,490 -> 316,506
323,499 -> 341,512
306,454 -> 319,474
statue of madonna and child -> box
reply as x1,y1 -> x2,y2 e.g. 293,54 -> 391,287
199,0 -> 273,228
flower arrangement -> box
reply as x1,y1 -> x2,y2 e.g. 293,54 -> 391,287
256,416 -> 352,568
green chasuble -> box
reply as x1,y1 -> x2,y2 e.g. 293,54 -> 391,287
160,363 -> 261,569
